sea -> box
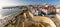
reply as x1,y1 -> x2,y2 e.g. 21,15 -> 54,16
0,8 -> 21,18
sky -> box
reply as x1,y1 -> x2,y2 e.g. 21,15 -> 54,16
0,0 -> 60,8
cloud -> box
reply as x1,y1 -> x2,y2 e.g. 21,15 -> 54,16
0,0 -> 23,9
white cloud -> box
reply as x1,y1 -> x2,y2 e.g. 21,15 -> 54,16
0,0 -> 23,9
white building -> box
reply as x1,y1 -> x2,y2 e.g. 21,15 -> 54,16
55,5 -> 60,14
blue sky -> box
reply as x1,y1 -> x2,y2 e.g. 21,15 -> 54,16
0,0 -> 60,7
9,0 -> 60,5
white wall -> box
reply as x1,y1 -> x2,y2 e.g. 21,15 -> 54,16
56,9 -> 60,13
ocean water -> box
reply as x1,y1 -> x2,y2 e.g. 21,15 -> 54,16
0,8 -> 21,17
